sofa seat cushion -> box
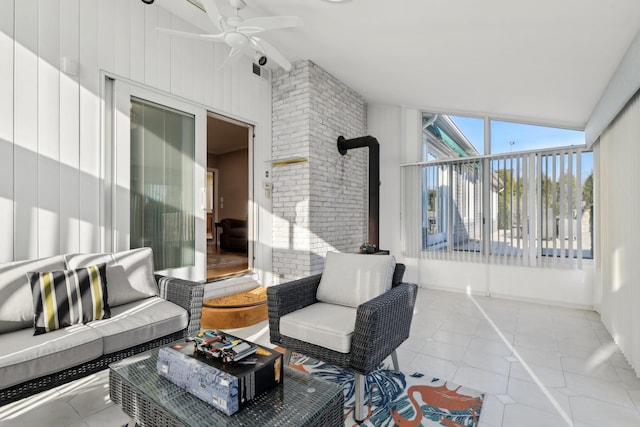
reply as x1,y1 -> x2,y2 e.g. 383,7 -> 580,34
316,252 -> 396,308
87,297 -> 188,354
65,248 -> 158,307
280,302 -> 357,354
0,255 -> 66,334
0,325 -> 103,388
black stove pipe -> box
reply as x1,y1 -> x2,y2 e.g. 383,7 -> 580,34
337,135 -> 380,250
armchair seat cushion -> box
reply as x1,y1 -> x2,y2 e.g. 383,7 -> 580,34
316,252 -> 396,308
280,302 -> 357,353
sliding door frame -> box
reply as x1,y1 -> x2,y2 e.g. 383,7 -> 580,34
109,77 -> 207,281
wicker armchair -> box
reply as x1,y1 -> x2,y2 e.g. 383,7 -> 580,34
267,259 -> 417,421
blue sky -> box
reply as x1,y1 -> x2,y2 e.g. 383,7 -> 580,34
450,115 -> 586,154
449,115 -> 592,179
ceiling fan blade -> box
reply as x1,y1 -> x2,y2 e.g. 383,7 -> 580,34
200,0 -> 225,32
218,47 -> 245,71
237,16 -> 302,35
249,37 -> 292,72
157,28 -> 226,42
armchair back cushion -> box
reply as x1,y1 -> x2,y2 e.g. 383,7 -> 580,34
316,252 -> 396,308
0,256 -> 66,333
65,248 -> 158,307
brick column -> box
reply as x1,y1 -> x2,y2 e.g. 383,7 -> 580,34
272,61 -> 367,280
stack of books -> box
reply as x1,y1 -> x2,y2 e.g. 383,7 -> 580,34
157,330 -> 283,415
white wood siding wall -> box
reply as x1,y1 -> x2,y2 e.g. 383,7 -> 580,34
596,91 -> 640,376
0,0 -> 272,265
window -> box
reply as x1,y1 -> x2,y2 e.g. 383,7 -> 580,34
422,113 -> 484,161
405,114 -> 592,266
490,120 -> 584,154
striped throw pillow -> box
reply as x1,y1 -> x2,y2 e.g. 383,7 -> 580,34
28,263 -> 111,335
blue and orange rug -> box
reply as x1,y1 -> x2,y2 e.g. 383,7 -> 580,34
287,352 -> 485,427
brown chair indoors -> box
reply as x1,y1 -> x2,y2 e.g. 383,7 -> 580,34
218,218 -> 248,252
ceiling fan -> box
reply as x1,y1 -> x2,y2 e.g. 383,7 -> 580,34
158,0 -> 302,71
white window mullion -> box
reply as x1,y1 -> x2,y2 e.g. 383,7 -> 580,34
528,154 -> 537,266
576,151 -> 583,267
559,154 -> 566,259
536,154 -> 543,262
567,152 -> 574,255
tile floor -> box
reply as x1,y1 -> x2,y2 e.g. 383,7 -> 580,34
1,288 -> 639,426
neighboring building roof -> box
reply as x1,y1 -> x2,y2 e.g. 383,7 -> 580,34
422,114 -> 481,160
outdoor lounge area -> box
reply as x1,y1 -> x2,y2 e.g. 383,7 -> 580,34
1,0 -> 640,426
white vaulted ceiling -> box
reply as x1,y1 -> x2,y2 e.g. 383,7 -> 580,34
157,0 -> 640,130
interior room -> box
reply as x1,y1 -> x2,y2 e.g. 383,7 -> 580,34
1,0 -> 640,426
206,113 -> 251,281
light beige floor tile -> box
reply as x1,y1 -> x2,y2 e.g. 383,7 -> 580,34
615,367 -> 640,388
560,355 -> 619,382
511,345 -> 563,370
467,337 -> 513,358
64,372 -> 113,419
514,332 -> 559,352
389,347 -> 419,370
432,329 -> 475,347
564,372 -> 636,409
408,316 -> 441,338
502,404 -> 570,427
409,353 -> 458,382
506,376 -> 571,417
608,350 -> 633,370
570,396 -> 640,427
81,403 -> 129,427
399,335 -> 429,352
509,361 -> 567,388
475,322 -> 516,344
515,320 -> 555,338
557,340 -> 605,359
477,394 -> 504,427
452,365 -> 509,396
0,402 -> 81,427
420,339 -> 468,361
438,317 -> 481,336
628,389 -> 640,410
463,350 -> 512,377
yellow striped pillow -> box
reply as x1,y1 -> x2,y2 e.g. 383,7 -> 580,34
28,263 -> 111,335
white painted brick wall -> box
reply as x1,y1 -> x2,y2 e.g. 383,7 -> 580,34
272,61 -> 367,281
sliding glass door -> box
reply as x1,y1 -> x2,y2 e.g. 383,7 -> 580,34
113,82 -> 206,280
130,97 -> 196,270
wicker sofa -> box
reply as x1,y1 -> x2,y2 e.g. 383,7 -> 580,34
0,247 -> 204,406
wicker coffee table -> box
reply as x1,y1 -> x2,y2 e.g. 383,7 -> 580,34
109,344 -> 344,427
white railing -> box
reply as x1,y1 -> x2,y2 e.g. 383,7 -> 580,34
402,147 -> 593,267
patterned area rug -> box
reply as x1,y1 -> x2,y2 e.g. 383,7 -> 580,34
287,352 -> 485,427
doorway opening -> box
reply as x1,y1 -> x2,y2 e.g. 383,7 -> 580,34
206,112 -> 252,281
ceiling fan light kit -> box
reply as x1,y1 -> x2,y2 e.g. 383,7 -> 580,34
156,0 -> 301,72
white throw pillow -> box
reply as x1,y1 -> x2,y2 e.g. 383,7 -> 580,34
65,248 -> 158,307
0,256 -> 66,333
316,252 -> 396,308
